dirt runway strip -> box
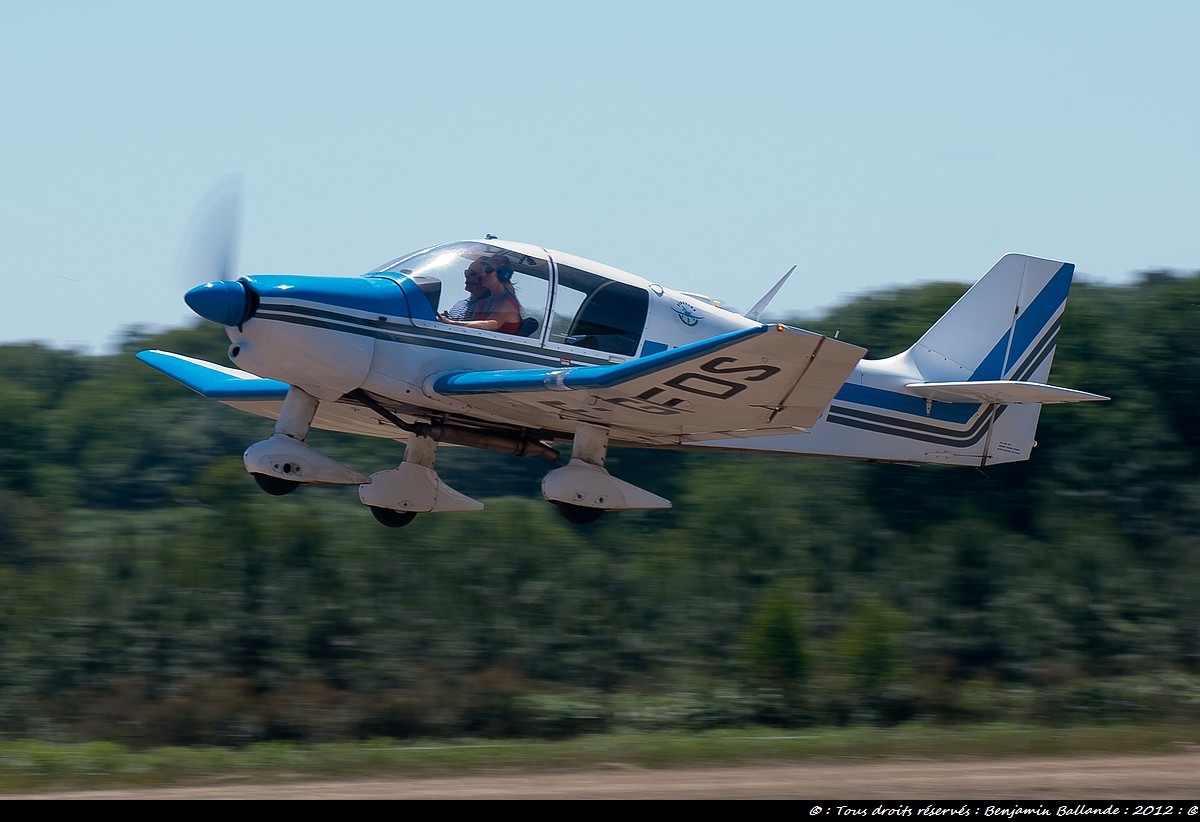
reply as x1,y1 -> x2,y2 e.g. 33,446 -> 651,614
6,753 -> 1199,799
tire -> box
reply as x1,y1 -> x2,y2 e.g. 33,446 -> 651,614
252,473 -> 300,496
555,501 -> 604,525
370,507 -> 417,528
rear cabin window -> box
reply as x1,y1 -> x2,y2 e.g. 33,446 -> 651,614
550,264 -> 648,356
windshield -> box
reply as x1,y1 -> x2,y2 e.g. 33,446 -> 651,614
373,242 -> 649,354
375,242 -> 551,336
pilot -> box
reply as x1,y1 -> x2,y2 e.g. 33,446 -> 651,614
439,254 -> 523,334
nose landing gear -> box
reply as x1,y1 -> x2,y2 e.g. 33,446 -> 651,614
244,387 -> 370,490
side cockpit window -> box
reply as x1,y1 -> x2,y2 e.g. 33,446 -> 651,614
408,275 -> 443,314
550,264 -> 648,356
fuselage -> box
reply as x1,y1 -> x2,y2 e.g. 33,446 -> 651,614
153,226 -> 1100,527
183,241 -> 1079,467
205,239 -> 759,431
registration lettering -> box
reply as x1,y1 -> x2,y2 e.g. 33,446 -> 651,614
604,356 -> 782,415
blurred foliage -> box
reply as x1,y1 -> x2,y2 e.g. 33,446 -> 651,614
0,271 -> 1198,746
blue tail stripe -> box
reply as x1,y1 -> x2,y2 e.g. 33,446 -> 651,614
831,262 -> 1074,426
967,262 -> 1073,381
972,331 -> 1011,381
1003,263 -> 1073,375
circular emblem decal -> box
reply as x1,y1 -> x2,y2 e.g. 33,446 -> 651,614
672,300 -> 702,326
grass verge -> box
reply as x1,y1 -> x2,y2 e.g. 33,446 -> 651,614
1,724 -> 1197,794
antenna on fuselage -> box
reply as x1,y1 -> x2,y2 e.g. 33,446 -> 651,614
744,264 -> 797,322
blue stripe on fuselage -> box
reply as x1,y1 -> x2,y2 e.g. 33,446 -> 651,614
833,383 -> 979,424
830,263 -> 1071,426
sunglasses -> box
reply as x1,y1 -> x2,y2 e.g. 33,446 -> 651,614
466,265 -> 500,276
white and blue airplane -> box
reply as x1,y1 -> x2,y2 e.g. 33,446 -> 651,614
139,237 -> 1108,526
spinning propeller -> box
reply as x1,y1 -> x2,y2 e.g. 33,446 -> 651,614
177,173 -> 256,327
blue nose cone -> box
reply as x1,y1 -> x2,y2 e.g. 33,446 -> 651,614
185,281 -> 249,326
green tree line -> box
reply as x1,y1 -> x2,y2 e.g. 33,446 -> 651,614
0,272 -> 1197,746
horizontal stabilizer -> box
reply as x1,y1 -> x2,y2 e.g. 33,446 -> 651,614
906,380 -> 1109,405
136,350 -> 290,400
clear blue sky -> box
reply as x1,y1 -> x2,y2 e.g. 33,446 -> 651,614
3,1 -> 1196,352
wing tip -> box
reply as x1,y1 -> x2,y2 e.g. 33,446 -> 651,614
137,349 -> 290,400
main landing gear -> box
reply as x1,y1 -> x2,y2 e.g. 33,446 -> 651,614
241,387 -> 483,529
242,391 -> 671,527
358,433 -> 483,527
542,423 -> 671,525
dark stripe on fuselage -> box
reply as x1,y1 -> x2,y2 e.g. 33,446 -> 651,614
253,302 -> 612,368
826,404 -> 996,447
825,308 -> 1063,446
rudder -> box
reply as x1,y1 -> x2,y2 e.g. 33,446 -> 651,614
906,254 -> 1076,465
907,254 -> 1075,385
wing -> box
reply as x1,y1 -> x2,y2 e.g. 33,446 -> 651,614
139,325 -> 866,446
137,350 -> 405,439
430,324 -> 867,444
136,350 -> 290,399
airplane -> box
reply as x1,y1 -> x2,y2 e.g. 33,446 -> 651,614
138,235 -> 1109,527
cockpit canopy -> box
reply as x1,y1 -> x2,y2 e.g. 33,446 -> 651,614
373,241 -> 650,356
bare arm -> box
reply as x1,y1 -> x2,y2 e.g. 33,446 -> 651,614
439,314 -> 506,331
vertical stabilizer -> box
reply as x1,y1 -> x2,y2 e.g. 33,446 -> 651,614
908,254 -> 1074,384
906,254 -> 1075,465
692,253 -> 1099,467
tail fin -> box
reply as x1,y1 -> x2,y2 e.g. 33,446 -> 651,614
900,253 -> 1105,464
909,254 -> 1072,384
694,254 -> 1105,466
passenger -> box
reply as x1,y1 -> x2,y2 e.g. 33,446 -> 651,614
439,254 -> 523,334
